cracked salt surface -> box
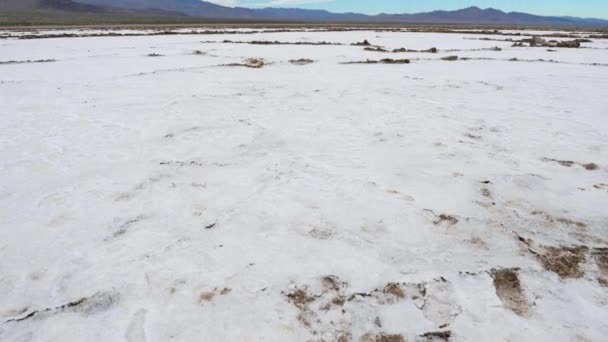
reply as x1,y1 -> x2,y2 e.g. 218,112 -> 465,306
0,28 -> 607,341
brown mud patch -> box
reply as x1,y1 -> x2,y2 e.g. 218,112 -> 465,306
538,246 -> 588,278
530,210 -> 586,228
199,287 -> 231,303
285,288 -> 317,308
433,214 -> 459,226
218,39 -> 342,46
222,58 -> 266,68
361,333 -> 405,342
592,248 -> 608,285
491,269 -> 529,315
351,39 -> 372,46
583,163 -> 599,170
393,47 -> 438,53
419,330 -> 453,341
364,46 -> 389,52
342,58 -> 410,64
283,276 -> 457,339
289,58 -> 314,65
4,291 -> 119,323
517,235 -> 589,279
383,283 -> 406,299
543,157 -> 599,170
0,59 -> 56,65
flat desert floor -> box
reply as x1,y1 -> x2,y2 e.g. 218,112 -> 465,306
1,27 -> 607,341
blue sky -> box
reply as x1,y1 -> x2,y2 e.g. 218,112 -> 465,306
208,0 -> 608,19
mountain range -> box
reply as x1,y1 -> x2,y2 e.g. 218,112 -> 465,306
1,0 -> 607,26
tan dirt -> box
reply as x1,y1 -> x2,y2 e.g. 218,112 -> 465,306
537,246 -> 588,279
491,268 -> 529,315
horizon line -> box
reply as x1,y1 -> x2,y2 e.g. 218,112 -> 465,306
219,4 -> 608,21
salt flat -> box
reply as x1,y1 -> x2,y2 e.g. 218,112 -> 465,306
0,28 -> 607,342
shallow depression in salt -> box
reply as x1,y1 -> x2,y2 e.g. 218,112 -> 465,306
1,28 -> 607,342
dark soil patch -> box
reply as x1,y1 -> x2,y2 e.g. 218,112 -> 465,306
513,36 -> 585,48
147,53 -> 163,57
378,58 -> 410,64
352,39 -> 371,46
199,292 -> 215,302
491,269 -> 529,315
383,283 -> 405,298
225,58 -> 265,68
555,40 -> 582,48
583,163 -> 599,170
220,40 -> 342,46
441,55 -> 459,61
243,58 -> 264,68
343,58 -> 410,64
543,158 -> 599,170
419,330 -> 452,341
542,157 -> 575,167
592,247 -> 608,274
321,275 -> 345,292
555,218 -> 586,228
531,210 -> 587,228
517,235 -> 591,279
0,59 -> 56,65
331,296 -> 346,306
361,333 -> 405,342
338,333 -> 352,342
284,288 -> 316,309
160,160 -> 204,167
433,214 -> 459,226
392,47 -> 437,53
289,58 -> 314,65
460,57 -> 495,62
4,291 -> 118,323
364,46 -> 389,52
537,246 -> 588,279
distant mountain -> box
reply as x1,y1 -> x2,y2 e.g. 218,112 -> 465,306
72,0 -> 250,17
71,0 -> 361,21
0,0 -> 185,17
3,0 -> 607,26
249,7 -> 367,22
0,0 -> 103,11
72,1 -> 607,26
373,7 -> 608,25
